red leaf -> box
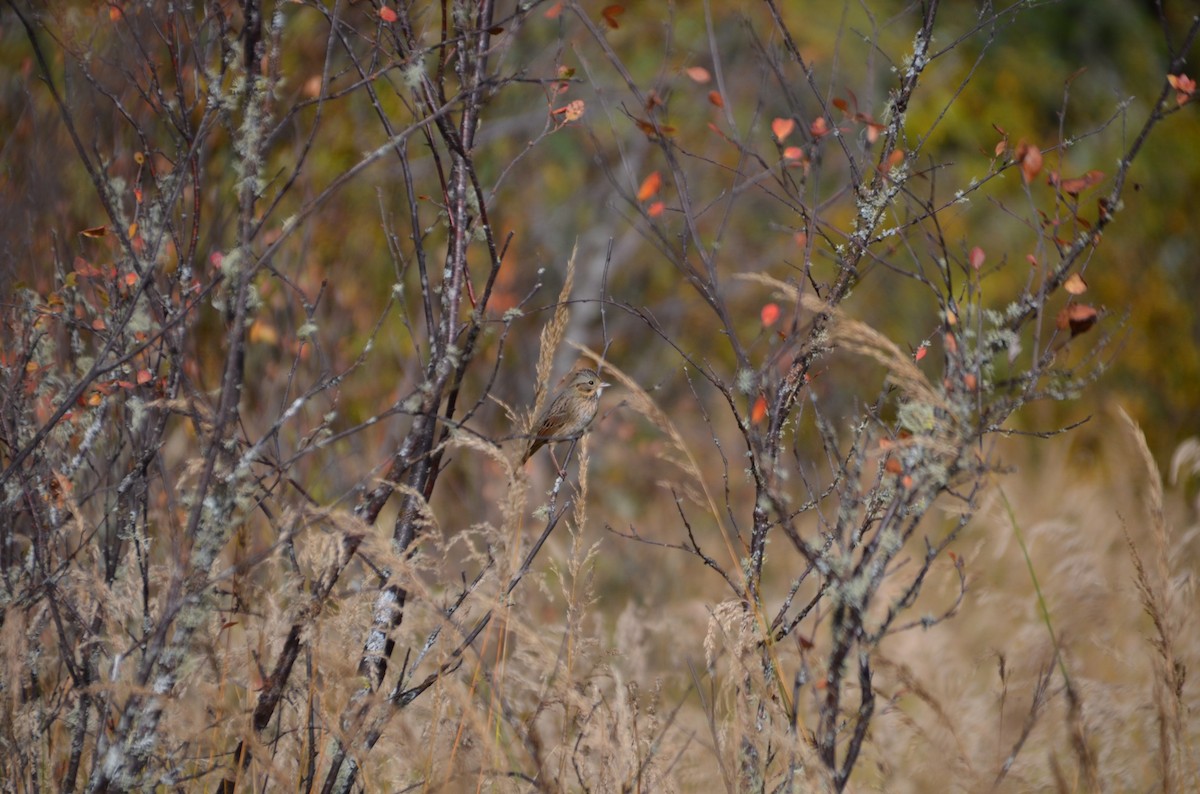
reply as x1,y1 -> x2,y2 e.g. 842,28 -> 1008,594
647,201 -> 664,218
708,91 -> 724,108
809,117 -> 828,137
379,6 -> 398,22
832,97 -> 849,112
1056,303 -> 1098,337
136,369 -> 153,385
601,4 -> 624,28
969,246 -> 985,271
1051,169 -> 1105,196
1016,140 -> 1043,184
914,344 -> 927,361
543,1 -> 563,18
685,66 -> 711,84
760,303 -> 780,327
636,171 -> 662,202
782,146 -> 804,161
771,117 -> 795,142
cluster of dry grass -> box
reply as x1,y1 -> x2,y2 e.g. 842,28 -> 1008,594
4,388 -> 1195,792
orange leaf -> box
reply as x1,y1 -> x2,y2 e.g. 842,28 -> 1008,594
832,97 -> 849,112
1063,272 -> 1087,295
248,318 -> 279,345
782,146 -> 804,161
136,369 -> 153,385
1168,73 -> 1196,105
751,395 -> 768,424
963,372 -> 977,391
969,246 -> 985,271
771,117 -> 795,142
707,122 -> 731,142
914,344 -> 927,361
543,1 -> 563,18
760,303 -> 780,327
809,117 -> 828,137
92,318 -> 106,331
944,332 -> 958,355
647,201 -> 664,218
379,6 -> 398,22
80,225 -> 108,238
884,149 -> 905,171
686,66 -> 711,83
553,99 -> 585,122
708,91 -> 724,108
124,272 -> 138,286
601,4 -> 623,28
637,171 -> 662,202
109,6 -> 122,21
793,231 -> 807,248
633,117 -> 675,138
884,457 -> 903,475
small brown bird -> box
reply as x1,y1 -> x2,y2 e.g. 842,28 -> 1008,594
522,368 -> 610,463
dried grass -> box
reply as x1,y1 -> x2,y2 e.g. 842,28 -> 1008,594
4,401 -> 1198,792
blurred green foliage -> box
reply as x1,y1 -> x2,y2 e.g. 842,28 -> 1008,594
1,0 -> 1195,462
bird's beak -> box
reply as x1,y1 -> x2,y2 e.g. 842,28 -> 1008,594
598,381 -> 611,393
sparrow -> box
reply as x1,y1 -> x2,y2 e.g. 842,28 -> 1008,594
522,368 -> 610,463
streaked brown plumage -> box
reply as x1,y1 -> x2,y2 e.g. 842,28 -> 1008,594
522,368 -> 610,463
